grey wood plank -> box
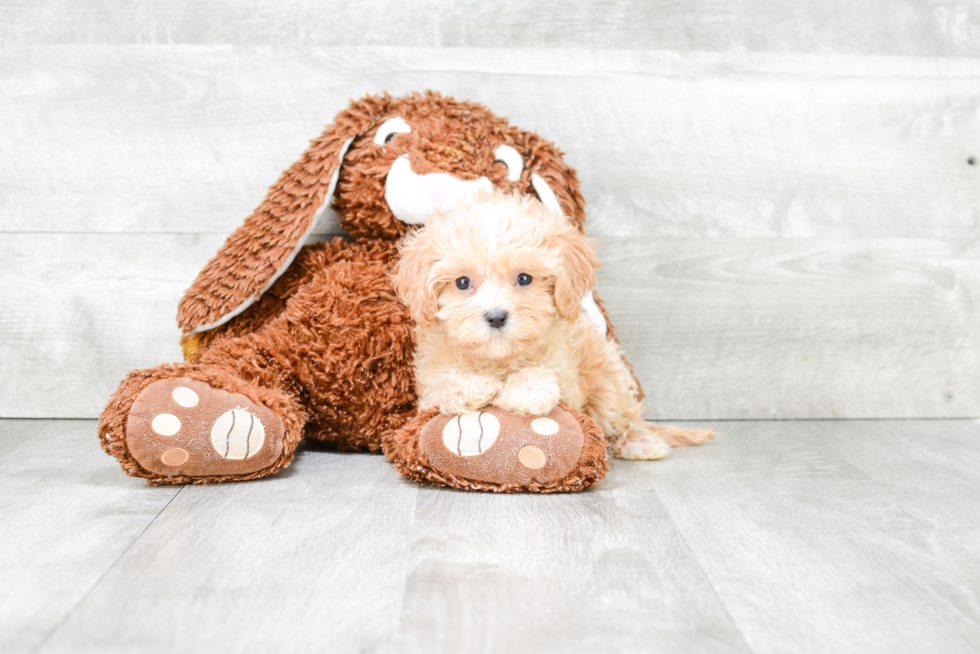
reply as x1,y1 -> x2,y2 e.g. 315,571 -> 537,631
2,46 -> 978,238
3,233 -> 977,420
600,237 -> 980,420
38,446 -> 420,654
0,233 -> 212,419
1,0 -> 978,57
824,420 -> 980,570
0,419 -> 180,654
0,419 -> 52,458
395,474 -> 750,654
652,420 -> 980,654
19,418 -> 980,654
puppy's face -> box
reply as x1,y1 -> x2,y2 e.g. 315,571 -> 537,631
394,191 -> 598,362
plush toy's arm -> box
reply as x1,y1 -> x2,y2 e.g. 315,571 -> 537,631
176,112 -> 376,334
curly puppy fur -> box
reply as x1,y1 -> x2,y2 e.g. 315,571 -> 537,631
393,190 -> 716,460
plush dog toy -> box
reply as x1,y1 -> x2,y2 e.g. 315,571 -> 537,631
98,91 -> 708,492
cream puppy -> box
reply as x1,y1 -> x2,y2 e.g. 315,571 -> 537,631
393,190 -> 713,460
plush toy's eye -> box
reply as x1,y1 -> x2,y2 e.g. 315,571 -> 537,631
493,144 -> 524,182
517,273 -> 532,286
456,277 -> 471,290
374,117 -> 412,146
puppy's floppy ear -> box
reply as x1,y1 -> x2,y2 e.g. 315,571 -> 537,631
176,94 -> 391,334
392,226 -> 439,328
553,225 -> 600,321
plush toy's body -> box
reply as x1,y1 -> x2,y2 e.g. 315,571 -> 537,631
99,91 -> 708,492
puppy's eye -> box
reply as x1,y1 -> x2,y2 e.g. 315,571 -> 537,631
517,273 -> 532,286
455,277 -> 471,290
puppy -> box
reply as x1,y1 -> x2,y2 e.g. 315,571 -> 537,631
392,189 -> 714,460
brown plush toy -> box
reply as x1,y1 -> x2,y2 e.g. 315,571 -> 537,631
98,91 -> 689,492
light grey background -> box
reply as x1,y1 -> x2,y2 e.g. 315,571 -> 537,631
3,2 -> 978,421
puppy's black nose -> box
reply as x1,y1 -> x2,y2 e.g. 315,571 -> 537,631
485,310 -> 508,329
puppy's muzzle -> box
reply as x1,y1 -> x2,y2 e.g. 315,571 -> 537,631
485,310 -> 508,330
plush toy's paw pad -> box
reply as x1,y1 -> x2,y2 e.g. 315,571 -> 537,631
441,411 -> 500,455
126,377 -> 284,478
419,406 -> 587,488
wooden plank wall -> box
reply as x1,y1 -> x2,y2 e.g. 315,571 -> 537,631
2,2 -> 978,420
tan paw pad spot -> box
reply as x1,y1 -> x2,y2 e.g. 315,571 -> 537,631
531,417 -> 559,435
518,445 -> 547,470
151,413 -> 181,436
172,386 -> 199,408
210,408 -> 265,460
442,411 -> 500,456
161,448 -> 189,466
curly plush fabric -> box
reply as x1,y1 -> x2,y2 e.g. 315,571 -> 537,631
99,362 -> 305,485
98,91 -> 625,487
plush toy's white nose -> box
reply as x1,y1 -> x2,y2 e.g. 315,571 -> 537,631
385,155 -> 492,225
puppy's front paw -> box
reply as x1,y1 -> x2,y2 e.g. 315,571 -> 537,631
439,375 -> 503,415
493,368 -> 561,416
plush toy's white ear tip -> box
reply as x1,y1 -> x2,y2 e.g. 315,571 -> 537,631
531,172 -> 563,215
494,144 -> 524,182
580,291 -> 608,338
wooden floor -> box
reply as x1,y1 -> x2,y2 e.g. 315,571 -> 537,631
3,418 -> 979,654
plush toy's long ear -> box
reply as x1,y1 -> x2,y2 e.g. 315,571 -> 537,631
391,226 -> 439,328
553,225 -> 599,322
176,104 -> 382,334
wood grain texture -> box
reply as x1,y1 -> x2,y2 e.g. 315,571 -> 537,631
3,234 -> 977,420
396,475 -> 749,653
5,418 -> 980,653
0,420 -> 180,654
2,47 -> 978,238
599,237 -> 980,420
652,420 -> 980,654
0,233 -> 210,419
1,1 -> 978,57
38,443 -> 421,654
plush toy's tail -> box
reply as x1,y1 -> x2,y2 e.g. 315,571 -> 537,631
649,424 -> 719,447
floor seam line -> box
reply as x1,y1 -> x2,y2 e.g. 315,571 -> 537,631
31,485 -> 185,653
655,485 -> 758,654
387,481 -> 422,653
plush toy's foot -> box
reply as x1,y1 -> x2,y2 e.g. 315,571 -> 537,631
383,405 -> 608,493
99,365 -> 304,484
